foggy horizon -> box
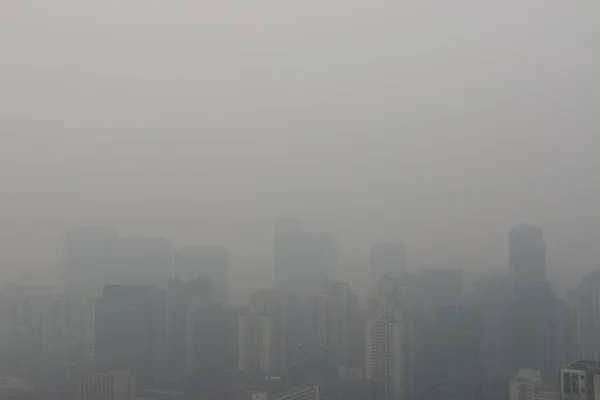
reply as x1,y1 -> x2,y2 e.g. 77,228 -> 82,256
0,1 -> 598,294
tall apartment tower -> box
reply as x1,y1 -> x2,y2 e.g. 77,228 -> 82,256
95,285 -> 166,386
316,281 -> 357,367
238,289 -> 294,376
568,271 -> 600,361
556,300 -> 579,370
41,294 -> 70,364
365,279 -> 408,400
423,307 -> 482,400
78,371 -> 135,400
166,276 -> 214,378
0,283 -> 55,376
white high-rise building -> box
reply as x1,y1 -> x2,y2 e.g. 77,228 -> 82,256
559,361 -> 600,400
365,279 -> 408,400
238,289 -> 293,376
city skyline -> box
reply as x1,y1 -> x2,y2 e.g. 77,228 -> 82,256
0,1 -> 596,399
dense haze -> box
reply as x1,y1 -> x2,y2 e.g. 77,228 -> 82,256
0,1 -> 597,294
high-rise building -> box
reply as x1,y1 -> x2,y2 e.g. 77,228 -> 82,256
78,299 -> 96,364
422,306 -> 482,400
509,224 -> 547,285
506,225 -> 558,382
365,279 -> 408,400
174,246 -> 229,305
568,271 -> 600,361
506,283 -> 558,384
186,303 -> 229,389
41,294 -> 71,364
43,294 -> 96,366
470,276 -> 514,377
77,371 -> 135,400
556,300 -> 579,371
559,361 -> 600,400
274,219 -> 337,298
64,227 -> 119,296
238,289 -> 294,376
370,243 -> 407,293
95,285 -> 166,386
0,285 -> 97,376
166,276 -> 214,378
115,237 -> 173,288
0,283 -> 55,376
316,282 -> 358,367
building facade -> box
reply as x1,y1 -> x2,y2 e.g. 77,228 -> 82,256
316,282 -> 357,367
365,280 -> 408,400
77,371 -> 135,400
274,219 -> 337,299
95,285 -> 166,386
238,289 -> 294,376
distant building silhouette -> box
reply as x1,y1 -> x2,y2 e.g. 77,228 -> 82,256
274,219 -> 337,299
0,283 -> 55,376
316,281 -> 358,367
370,243 -> 407,293
509,224 -> 547,285
470,276 -> 514,377
423,306 -> 482,400
185,302 -> 230,393
417,269 -> 463,310
506,225 -> 558,383
556,300 -> 579,371
166,276 -> 214,379
64,227 -> 119,296
567,271 -> 600,361
174,246 -> 229,305
238,289 -> 295,376
95,285 -> 166,386
115,237 -> 172,288
506,281 -> 557,384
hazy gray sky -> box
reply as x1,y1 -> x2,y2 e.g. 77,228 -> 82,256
0,1 -> 597,292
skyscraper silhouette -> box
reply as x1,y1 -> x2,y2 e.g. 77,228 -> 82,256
64,227 -> 119,295
95,285 -> 166,386
274,218 -> 337,298
509,224 -> 547,285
